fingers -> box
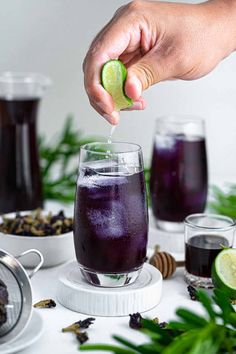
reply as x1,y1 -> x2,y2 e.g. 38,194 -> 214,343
125,53 -> 165,100
83,16 -> 132,122
122,97 -> 146,111
83,2 -> 146,122
89,96 -> 120,125
83,51 -> 114,116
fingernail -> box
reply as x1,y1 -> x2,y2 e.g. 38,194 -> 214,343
131,102 -> 143,110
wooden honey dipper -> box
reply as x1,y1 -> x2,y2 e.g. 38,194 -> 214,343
149,245 -> 185,279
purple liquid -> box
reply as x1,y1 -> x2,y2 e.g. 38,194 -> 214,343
150,135 -> 208,222
185,234 -> 229,278
0,98 -> 43,214
74,165 -> 148,273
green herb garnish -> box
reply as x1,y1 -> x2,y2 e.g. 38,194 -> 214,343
209,184 -> 236,218
80,289 -> 236,353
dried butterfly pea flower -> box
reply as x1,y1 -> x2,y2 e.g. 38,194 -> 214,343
0,305 -> 7,327
62,317 -> 95,332
62,318 -> 95,345
0,209 -> 73,236
76,331 -> 89,344
34,299 -> 56,309
129,313 -> 143,329
129,313 -> 167,330
0,280 -> 8,327
187,285 -> 199,301
0,280 -> 8,306
158,321 -> 168,329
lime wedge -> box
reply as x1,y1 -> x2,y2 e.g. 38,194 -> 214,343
101,60 -> 133,111
212,248 -> 236,300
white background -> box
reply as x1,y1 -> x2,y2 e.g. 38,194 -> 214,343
0,0 -> 235,183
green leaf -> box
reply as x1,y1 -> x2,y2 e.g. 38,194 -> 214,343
168,321 -> 194,331
212,289 -> 235,325
80,344 -> 136,353
79,290 -> 236,354
229,313 -> 236,328
141,320 -> 173,345
175,308 -> 208,327
210,184 -> 236,217
197,290 -> 216,321
113,336 -> 146,353
39,115 -> 102,204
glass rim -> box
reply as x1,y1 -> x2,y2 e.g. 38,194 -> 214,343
184,213 -> 236,231
0,71 -> 51,86
81,141 -> 142,155
155,114 -> 205,125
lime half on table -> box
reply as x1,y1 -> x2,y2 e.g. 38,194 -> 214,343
101,60 -> 133,111
212,248 -> 236,300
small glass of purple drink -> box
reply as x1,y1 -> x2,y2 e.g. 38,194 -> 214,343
184,213 -> 235,288
74,142 -> 148,287
150,115 -> 208,232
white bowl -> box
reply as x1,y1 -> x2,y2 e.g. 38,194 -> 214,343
0,212 -> 75,268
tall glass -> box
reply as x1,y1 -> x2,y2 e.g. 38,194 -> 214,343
74,142 -> 148,287
150,115 -> 208,232
0,72 -> 50,214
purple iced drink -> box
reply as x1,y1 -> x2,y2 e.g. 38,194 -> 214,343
0,98 -> 43,213
74,163 -> 148,273
150,134 -> 208,222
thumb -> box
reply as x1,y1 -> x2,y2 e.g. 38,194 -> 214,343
125,57 -> 165,101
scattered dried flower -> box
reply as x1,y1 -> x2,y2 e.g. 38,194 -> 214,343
34,299 -> 56,309
76,331 -> 89,344
62,318 -> 95,333
187,285 -> 199,301
129,313 -> 143,329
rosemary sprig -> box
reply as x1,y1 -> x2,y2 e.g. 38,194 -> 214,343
80,289 -> 236,353
39,115 -> 100,203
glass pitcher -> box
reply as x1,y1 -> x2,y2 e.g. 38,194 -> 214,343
0,72 -> 50,214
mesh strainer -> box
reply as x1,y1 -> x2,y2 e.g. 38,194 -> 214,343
0,248 -> 43,344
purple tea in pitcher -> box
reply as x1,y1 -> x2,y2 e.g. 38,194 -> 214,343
0,98 -> 42,213
0,72 -> 50,214
150,116 -> 208,232
73,142 -> 148,287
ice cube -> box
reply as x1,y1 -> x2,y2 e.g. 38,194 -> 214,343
155,134 -> 176,150
78,173 -> 127,188
86,201 -> 126,238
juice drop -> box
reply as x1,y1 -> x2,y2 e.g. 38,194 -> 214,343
107,125 -> 116,144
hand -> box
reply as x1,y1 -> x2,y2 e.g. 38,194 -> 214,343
83,0 -> 236,125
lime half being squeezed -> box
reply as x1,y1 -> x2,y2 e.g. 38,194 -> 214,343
101,60 -> 133,111
212,248 -> 236,300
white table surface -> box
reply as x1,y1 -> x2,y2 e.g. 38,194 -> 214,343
7,203 -> 236,353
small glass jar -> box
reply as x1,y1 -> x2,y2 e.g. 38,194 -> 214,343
184,213 -> 235,288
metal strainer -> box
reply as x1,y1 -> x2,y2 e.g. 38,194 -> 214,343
0,248 -> 43,344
